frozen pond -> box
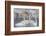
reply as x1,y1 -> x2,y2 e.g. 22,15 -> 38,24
14,8 -> 39,27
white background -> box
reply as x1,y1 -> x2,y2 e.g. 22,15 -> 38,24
0,0 -> 46,36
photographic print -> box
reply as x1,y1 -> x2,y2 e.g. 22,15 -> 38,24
5,1 -> 45,35
14,8 -> 39,27
11,5 -> 43,31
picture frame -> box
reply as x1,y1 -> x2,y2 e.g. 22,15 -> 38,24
5,1 -> 45,35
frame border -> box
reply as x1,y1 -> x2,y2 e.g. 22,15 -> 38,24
5,1 -> 45,35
